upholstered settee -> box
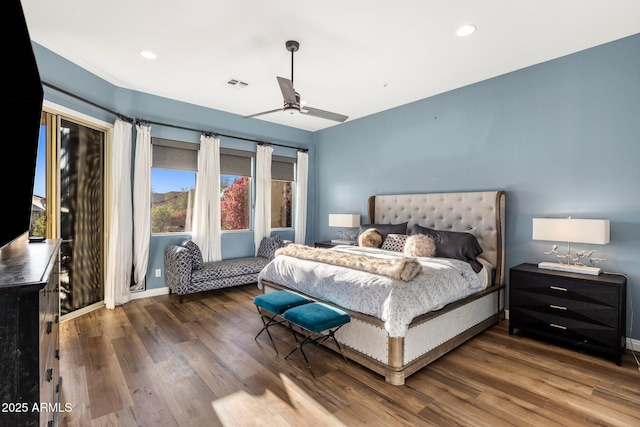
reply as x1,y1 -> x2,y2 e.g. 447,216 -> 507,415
164,236 -> 285,302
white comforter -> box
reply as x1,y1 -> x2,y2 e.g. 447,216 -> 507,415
258,245 -> 487,338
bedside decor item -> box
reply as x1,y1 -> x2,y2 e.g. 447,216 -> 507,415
329,213 -> 361,244
532,217 -> 610,275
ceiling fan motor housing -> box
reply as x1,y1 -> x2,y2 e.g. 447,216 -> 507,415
285,40 -> 299,52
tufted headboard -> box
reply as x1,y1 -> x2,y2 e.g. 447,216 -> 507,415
367,191 -> 506,286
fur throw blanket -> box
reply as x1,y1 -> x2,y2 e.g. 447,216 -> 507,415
275,244 -> 422,282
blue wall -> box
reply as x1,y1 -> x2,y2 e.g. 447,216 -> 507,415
33,33 -> 640,339
314,34 -> 640,340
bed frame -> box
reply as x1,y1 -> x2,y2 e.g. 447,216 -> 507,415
261,190 -> 506,385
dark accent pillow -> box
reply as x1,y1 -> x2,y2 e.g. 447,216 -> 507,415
356,222 -> 408,245
411,225 -> 483,272
182,239 -> 204,270
257,236 -> 284,259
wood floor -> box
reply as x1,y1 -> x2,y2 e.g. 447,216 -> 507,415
59,284 -> 640,427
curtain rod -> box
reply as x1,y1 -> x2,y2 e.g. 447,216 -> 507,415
42,81 -> 308,153
136,117 -> 308,152
43,81 -> 134,123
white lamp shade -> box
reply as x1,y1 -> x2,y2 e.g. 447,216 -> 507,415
329,214 -> 361,228
532,218 -> 610,245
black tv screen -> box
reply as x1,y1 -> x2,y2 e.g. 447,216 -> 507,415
0,1 -> 44,249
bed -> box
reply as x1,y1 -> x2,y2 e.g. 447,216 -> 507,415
258,190 -> 505,385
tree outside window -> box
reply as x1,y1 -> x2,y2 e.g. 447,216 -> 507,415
221,175 -> 250,230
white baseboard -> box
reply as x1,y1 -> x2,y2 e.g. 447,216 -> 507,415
504,309 -> 639,353
131,286 -> 169,300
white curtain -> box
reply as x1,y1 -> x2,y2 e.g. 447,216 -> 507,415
192,135 -> 221,262
105,119 -> 133,309
254,144 -> 273,254
294,150 -> 308,244
132,124 -> 151,291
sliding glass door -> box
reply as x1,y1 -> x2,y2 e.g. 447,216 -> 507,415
38,109 -> 107,317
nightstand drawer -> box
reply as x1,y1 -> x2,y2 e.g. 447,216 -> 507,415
510,290 -> 619,328
510,269 -> 619,307
510,306 -> 620,349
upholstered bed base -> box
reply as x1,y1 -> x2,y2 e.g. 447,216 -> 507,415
262,281 -> 503,385
262,190 -> 506,385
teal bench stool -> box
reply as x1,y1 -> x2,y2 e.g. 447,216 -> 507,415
282,302 -> 351,378
253,290 -> 311,354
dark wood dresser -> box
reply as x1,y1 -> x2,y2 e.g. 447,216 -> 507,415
509,263 -> 627,365
0,237 -> 62,426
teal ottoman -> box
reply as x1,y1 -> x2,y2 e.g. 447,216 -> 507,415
282,302 -> 351,377
253,290 -> 310,354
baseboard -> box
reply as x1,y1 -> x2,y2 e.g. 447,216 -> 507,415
131,286 -> 169,300
504,309 -> 639,354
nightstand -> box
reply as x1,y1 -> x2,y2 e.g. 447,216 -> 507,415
509,263 -> 627,365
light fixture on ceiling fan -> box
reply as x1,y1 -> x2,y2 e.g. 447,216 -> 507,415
244,40 -> 348,122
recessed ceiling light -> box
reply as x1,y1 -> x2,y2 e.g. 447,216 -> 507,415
456,24 -> 476,37
140,50 -> 157,59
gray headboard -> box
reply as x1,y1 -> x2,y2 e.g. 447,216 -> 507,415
367,191 -> 506,286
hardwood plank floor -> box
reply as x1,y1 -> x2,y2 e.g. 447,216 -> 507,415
59,284 -> 640,426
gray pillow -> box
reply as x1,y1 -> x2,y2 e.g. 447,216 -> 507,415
257,236 -> 284,259
181,239 -> 204,270
356,222 -> 407,245
411,225 -> 483,272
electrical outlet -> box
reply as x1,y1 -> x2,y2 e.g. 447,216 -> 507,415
155,269 -> 162,278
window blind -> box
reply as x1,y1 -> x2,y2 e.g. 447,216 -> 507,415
272,155 -> 295,181
151,137 -> 198,171
220,148 -> 252,176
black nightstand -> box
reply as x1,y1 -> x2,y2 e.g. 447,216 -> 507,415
509,263 -> 627,365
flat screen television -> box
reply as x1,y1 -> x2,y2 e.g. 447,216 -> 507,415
0,1 -> 44,249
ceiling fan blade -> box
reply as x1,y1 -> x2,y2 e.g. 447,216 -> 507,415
277,76 -> 297,105
301,106 -> 348,123
243,108 -> 283,119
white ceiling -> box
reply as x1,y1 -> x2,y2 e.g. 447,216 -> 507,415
22,0 -> 640,132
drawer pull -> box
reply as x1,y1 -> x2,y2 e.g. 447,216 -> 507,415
550,286 -> 568,292
46,368 -> 53,382
550,304 -> 567,311
46,321 -> 53,334
550,323 -> 567,330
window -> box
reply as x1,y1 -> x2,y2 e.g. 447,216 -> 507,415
151,138 -> 197,234
221,148 -> 252,231
151,140 -> 293,233
271,156 -> 295,229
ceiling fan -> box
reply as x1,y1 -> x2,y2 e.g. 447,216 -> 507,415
244,40 -> 348,123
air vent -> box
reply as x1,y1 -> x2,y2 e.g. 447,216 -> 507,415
225,78 -> 248,88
